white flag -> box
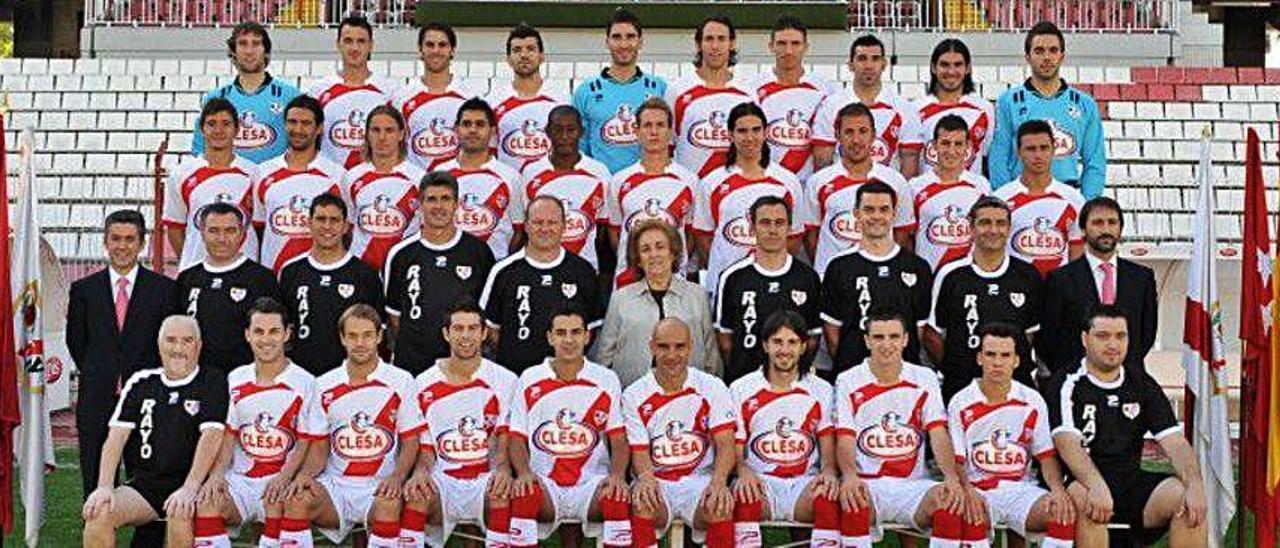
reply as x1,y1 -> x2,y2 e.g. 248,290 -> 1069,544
1181,130 -> 1236,547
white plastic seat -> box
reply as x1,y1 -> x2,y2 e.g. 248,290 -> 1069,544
126,59 -> 154,76
117,93 -> 146,110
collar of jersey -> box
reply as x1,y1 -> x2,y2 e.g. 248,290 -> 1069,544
858,244 -> 901,262
752,254 -> 794,277
307,252 -> 354,272
202,254 -> 248,274
1021,78 -> 1071,100
969,254 -> 1010,279
233,72 -> 276,96
419,229 -> 462,251
601,66 -> 646,84
1080,358 -> 1125,389
161,366 -> 201,387
525,248 -> 566,269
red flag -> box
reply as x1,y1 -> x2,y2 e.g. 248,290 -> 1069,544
1241,128 -> 1277,547
0,108 -> 21,533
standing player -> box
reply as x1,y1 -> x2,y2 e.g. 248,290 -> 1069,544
279,194 -> 384,375
384,171 -> 496,375
193,22 -> 300,163
912,39 -> 994,175
729,310 -> 841,547
480,196 -> 603,373
397,21 -> 483,170
505,305 -> 632,548
812,35 -> 922,178
343,105 -> 427,271
574,8 -> 667,174
665,16 -> 753,178
436,98 -> 524,260
309,15 -> 399,169
715,196 -> 821,383
519,106 -> 613,272
487,24 -> 565,171
924,197 -> 1042,399
903,115 -> 992,272
804,102 -> 912,275
751,15 -> 831,182
994,120 -> 1085,278
166,98 -> 260,271
278,304 -> 422,547
625,318 -> 737,548
253,95 -> 346,273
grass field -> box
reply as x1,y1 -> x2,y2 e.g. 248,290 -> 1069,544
1,448 -> 1256,546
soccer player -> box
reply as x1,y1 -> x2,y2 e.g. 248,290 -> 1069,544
193,22 -> 300,163
82,315 -> 229,548
487,23 -> 565,170
804,102 -> 912,275
665,16 -> 753,178
177,202 -> 281,373
912,39 -> 994,175
751,15 -> 832,182
1047,305 -> 1207,547
279,194 -> 384,375
990,22 -> 1106,199
625,318 -> 737,547
397,20 -> 483,170
833,310 -> 973,547
400,298 -> 518,547
253,94 -> 346,273
715,196 -> 821,383
729,310 -> 840,547
309,15 -> 399,169
924,196 -> 1042,400
608,97 -> 699,287
518,105 -> 613,271
821,182 -> 932,379
903,115 -> 993,272
574,8 -> 667,174
813,34 -> 922,178
435,98 -> 524,260
384,171 -> 496,376
188,298 -> 325,547
505,305 -> 632,548
343,105 -> 427,271
480,196 -> 603,373
279,304 -> 422,547
994,120 -> 1085,278
166,98 -> 260,271
693,102 -> 804,291
947,323 -> 1076,547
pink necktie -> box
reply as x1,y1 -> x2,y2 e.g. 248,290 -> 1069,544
115,277 -> 129,331
1099,262 -> 1116,305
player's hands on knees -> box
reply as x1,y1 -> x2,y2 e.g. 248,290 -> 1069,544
939,477 -> 966,514
602,473 -> 630,502
403,471 -> 436,504
164,485 -> 200,518
632,474 -> 661,515
375,476 -> 403,500
814,470 -> 840,500
83,487 -> 115,521
261,474 -> 292,505
199,475 -> 230,505
838,475 -> 870,513
1047,488 -> 1075,525
488,467 -> 513,501
1181,480 -> 1207,529
732,468 -> 765,505
961,485 -> 986,525
285,475 -> 318,502
704,478 -> 734,518
1084,482 -> 1114,523
512,472 -> 539,498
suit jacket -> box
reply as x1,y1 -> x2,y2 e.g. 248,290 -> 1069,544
1038,255 -> 1158,372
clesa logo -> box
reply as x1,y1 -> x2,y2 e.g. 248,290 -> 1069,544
239,411 -> 295,462
856,412 -> 921,460
411,117 -> 458,158
332,411 -> 394,461
1045,118 -> 1076,158
1012,217 -> 1065,257
455,193 -> 499,237
329,109 -> 366,149
750,417 -> 815,467
926,205 -> 972,247
827,209 -> 862,243
649,420 -> 707,470
532,408 -> 599,458
270,195 -> 312,236
624,198 -> 678,231
688,110 -> 731,150
358,195 -> 409,236
436,416 -> 490,465
601,104 -> 638,145
970,429 -> 1028,476
765,109 -> 811,148
502,120 -> 551,160
722,215 -> 756,247
236,111 -> 275,150
563,209 -> 594,243
869,138 -> 892,165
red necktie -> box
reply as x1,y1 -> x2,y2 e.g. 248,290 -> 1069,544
115,277 -> 129,330
1099,262 -> 1116,305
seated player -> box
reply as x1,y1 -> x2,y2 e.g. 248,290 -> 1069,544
400,298 -> 519,547
278,304 -> 422,547
729,310 -> 840,547
624,318 -> 737,547
506,304 -> 632,548
947,322 -> 1076,547
82,315 -> 229,547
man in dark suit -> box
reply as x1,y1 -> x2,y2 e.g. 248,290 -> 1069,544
1039,197 -> 1158,372
67,210 -> 180,499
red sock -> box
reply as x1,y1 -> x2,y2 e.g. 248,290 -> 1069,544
840,505 -> 872,548
705,518 -> 734,548
1043,520 -> 1075,547
399,508 -> 427,546
262,516 -> 282,542
810,495 -> 840,547
962,515 -> 991,547
487,504 -> 511,545
599,495 -> 632,547
193,516 -> 229,547
931,509 -> 963,545
508,486 -> 542,548
630,515 -> 658,548
368,520 -> 400,548
733,499 -> 763,548
278,517 -> 313,548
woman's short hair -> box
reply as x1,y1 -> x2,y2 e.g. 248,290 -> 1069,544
625,219 -> 684,279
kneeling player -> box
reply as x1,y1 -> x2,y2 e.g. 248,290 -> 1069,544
730,310 -> 841,547
506,305 -> 632,548
279,304 -> 422,547
624,318 -> 737,547
401,299 -> 519,547
947,323 -> 1075,547
833,310 -> 977,547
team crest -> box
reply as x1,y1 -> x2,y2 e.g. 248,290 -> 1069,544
337,284 -> 355,299
269,101 -> 284,115
183,399 -> 201,416
790,290 -> 807,306
229,287 -> 247,302
456,265 -> 473,280
1009,292 -> 1025,308
1122,402 -> 1141,419
561,283 -> 578,299
901,272 -> 918,287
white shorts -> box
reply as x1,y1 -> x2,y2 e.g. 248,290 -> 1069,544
656,475 -> 712,542
315,474 -> 378,544
866,477 -> 936,538
226,474 -> 269,527
539,474 -> 607,540
761,474 -> 813,523
425,471 -> 490,548
978,481 -> 1048,538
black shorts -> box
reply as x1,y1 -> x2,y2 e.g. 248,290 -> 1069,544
1104,470 -> 1174,546
124,475 -> 183,518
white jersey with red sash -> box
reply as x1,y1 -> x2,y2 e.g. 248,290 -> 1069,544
693,164 -> 805,291
413,359 -> 518,480
904,170 -> 992,272
665,74 -> 754,178
622,369 -> 736,481
803,162 -> 912,275
912,94 -> 994,173
519,156 -> 611,270
485,85 -> 566,171
947,380 -> 1054,490
994,179 -> 1085,278
435,157 -> 524,260
343,160 -> 425,271
226,362 -> 326,478
750,71 -> 832,182
812,87 -> 923,171
308,74 -> 398,168
315,361 -> 422,480
730,370 -> 833,478
834,361 -> 945,479
397,77 -> 484,170
163,156 -> 260,271
252,155 -> 346,273
608,161 -> 698,281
